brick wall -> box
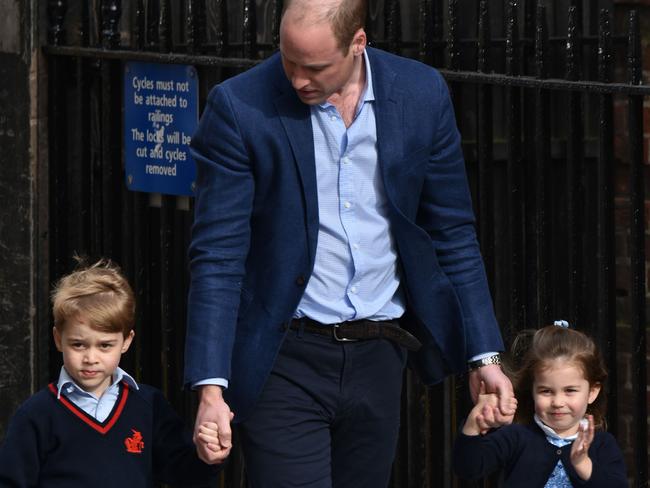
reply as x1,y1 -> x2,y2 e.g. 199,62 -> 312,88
612,1 -> 650,483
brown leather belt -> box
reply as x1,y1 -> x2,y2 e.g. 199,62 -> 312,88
289,317 -> 422,351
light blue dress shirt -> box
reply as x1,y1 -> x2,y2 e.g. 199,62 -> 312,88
56,366 -> 139,422
294,51 -> 405,323
193,51 -> 492,389
194,52 -> 402,390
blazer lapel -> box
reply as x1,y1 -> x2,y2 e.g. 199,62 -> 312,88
274,91 -> 319,255
369,49 -> 404,181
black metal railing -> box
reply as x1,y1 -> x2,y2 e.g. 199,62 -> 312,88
42,1 -> 649,486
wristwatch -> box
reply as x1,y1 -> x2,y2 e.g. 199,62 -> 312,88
468,353 -> 501,371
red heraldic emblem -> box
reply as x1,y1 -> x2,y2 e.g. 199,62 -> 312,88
124,429 -> 145,454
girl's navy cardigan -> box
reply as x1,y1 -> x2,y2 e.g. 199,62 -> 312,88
453,422 -> 627,487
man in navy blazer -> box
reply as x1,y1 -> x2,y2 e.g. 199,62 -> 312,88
185,0 -> 514,485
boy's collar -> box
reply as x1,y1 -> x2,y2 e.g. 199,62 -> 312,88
56,366 -> 139,399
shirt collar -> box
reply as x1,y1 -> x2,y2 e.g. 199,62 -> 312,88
360,49 -> 375,103
56,366 -> 139,399
534,414 -> 579,443
316,49 -> 375,112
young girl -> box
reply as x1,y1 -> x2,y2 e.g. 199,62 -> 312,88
453,323 -> 627,487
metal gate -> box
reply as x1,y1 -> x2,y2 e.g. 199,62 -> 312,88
43,0 -> 649,486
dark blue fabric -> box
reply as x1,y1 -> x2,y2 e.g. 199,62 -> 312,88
237,328 -> 407,488
0,383 -> 219,487
452,422 -> 627,487
185,46 -> 504,422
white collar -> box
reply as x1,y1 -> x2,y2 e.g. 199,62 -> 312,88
534,414 -> 580,441
56,366 -> 139,399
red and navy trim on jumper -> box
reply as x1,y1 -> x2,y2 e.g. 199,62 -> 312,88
48,381 -> 130,434
0,382 -> 220,486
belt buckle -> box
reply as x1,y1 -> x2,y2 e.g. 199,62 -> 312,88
332,323 -> 358,342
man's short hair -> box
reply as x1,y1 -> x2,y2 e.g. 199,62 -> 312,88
283,0 -> 367,53
51,258 -> 135,338
328,0 -> 367,52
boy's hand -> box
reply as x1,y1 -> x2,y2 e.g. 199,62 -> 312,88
196,421 -> 232,456
462,382 -> 517,436
571,415 -> 594,480
193,385 -> 234,464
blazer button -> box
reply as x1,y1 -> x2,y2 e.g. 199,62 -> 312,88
295,275 -> 305,286
556,449 -> 562,456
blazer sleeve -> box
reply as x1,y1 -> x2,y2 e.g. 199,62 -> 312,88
184,83 -> 255,386
417,70 -> 503,357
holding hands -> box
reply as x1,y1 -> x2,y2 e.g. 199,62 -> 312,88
462,382 -> 518,436
468,363 -> 516,419
193,385 -> 235,465
196,420 -> 233,461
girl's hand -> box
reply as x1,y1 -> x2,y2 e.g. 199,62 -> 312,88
462,382 -> 517,435
475,391 -> 517,434
571,415 -> 595,480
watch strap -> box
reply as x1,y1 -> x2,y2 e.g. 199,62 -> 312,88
468,353 -> 501,371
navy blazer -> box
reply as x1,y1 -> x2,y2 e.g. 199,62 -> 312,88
185,47 -> 504,421
453,423 -> 628,487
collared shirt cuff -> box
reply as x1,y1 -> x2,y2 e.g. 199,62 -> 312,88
468,351 -> 499,363
192,378 -> 228,390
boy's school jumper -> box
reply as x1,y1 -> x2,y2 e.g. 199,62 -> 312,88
0,382 -> 218,487
453,422 -> 627,487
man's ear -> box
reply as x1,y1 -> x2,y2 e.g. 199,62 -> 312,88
121,330 -> 135,354
351,28 -> 367,56
53,327 -> 63,352
588,382 -> 602,404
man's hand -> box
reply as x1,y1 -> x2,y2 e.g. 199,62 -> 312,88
193,385 -> 234,464
462,382 -> 517,435
468,364 -> 515,418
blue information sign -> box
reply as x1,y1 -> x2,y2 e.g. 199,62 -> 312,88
123,62 -> 198,196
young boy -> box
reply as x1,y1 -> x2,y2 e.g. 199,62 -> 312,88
0,259 -> 221,487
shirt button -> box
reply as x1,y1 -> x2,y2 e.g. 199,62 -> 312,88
343,201 -> 351,209
330,115 -> 337,121
342,157 -> 350,164
350,286 -> 357,293
352,243 -> 359,250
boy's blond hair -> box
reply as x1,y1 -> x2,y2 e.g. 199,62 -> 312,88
51,258 -> 135,338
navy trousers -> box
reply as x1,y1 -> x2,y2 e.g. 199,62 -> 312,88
238,325 -> 408,488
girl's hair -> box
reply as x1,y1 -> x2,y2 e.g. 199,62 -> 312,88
507,325 -> 608,429
51,258 -> 135,338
